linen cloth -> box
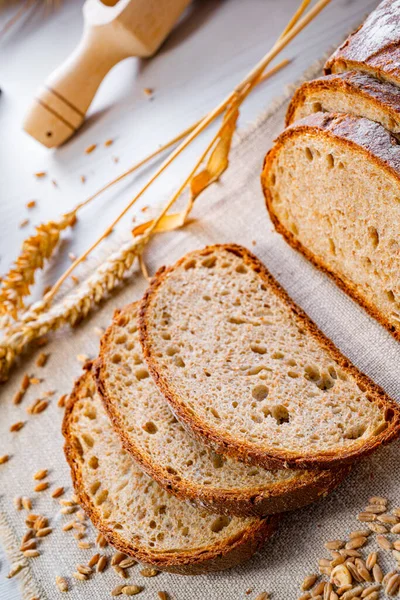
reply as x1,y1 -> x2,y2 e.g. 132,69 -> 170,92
1,62 -> 400,600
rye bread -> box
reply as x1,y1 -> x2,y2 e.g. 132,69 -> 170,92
286,71 -> 400,133
95,302 -> 349,517
325,0 -> 400,88
138,245 -> 400,470
262,112 -> 400,341
63,368 -> 275,574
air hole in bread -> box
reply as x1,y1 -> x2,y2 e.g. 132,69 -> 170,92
250,343 -> 267,355
166,345 -> 179,356
327,153 -> 335,168
149,520 -> 157,529
84,406 -> 97,420
305,147 -> 313,161
143,421 -> 158,434
210,407 -> 220,419
88,455 -> 99,469
111,353 -> 122,364
289,221 -> 298,235
304,364 -> 320,382
229,316 -> 246,325
271,173 -> 276,185
135,367 -> 149,380
174,355 -> 185,367
210,453 -> 224,469
95,489 -> 109,505
203,295 -> 211,301
232,401 -> 238,408
252,384 -> 269,401
210,515 -> 231,533
344,425 -> 366,440
328,238 -> 336,255
270,404 -> 290,424
161,332 -> 171,340
115,333 -> 127,344
312,102 -> 322,113
90,481 -> 100,495
235,264 -> 247,274
271,351 -> 284,359
287,370 -> 299,378
387,290 -> 395,303
82,433 -> 94,447
368,227 -> 379,248
202,256 -> 217,268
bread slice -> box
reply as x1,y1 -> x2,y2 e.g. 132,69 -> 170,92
95,303 -> 349,517
262,112 -> 400,341
324,0 -> 400,88
139,245 -> 400,470
63,369 -> 275,574
286,72 -> 400,133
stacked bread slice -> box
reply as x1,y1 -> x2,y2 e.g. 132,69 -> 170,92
262,0 -> 400,340
63,244 -> 400,574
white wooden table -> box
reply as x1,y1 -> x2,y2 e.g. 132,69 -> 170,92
0,0 -> 380,597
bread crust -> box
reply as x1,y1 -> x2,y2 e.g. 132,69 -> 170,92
63,369 -> 275,575
95,306 -> 350,517
286,71 -> 400,128
324,0 -> 400,87
262,111 -> 400,343
139,245 -> 400,470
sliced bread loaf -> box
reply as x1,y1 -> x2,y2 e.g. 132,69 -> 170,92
95,303 -> 349,517
286,72 -> 400,132
325,0 -> 400,88
262,112 -> 400,340
139,245 -> 400,470
63,369 -> 275,574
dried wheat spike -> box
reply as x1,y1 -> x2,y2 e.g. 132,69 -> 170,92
0,211 -> 76,318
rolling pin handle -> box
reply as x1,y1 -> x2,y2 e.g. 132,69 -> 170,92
23,27 -> 128,148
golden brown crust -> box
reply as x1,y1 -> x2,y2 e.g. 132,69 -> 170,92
262,112 -> 400,343
139,245 -> 400,471
95,307 -> 350,517
285,71 -> 400,128
62,370 -> 275,574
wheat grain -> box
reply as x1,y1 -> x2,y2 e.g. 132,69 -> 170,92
52,486 -> 64,498
34,481 -> 48,492
55,576 -> 68,592
33,469 -> 48,480
121,586 -> 143,596
0,454 -> 9,465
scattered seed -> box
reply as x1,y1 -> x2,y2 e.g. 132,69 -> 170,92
378,513 -> 398,524
361,583 -> 380,597
55,576 -> 68,592
62,521 -> 75,531
111,584 -> 125,596
34,481 -> 49,493
88,553 -> 100,568
113,565 -> 128,579
96,555 -> 108,572
336,585 -> 352,595
345,536 -> 367,550
369,496 -> 387,505
19,218 -> 29,228
14,496 -> 23,510
140,568 -> 159,577
157,593 -> 170,600
372,563 -> 383,583
355,558 -> 372,582
324,540 -> 345,551
23,549 -> 40,558
28,399 -> 48,414
119,558 -> 137,569
365,505 -> 386,514
78,541 -> 92,549
21,530 -> 34,545
72,571 -> 87,581
122,586 -> 143,596
112,552 -> 127,566
10,421 -> 24,432
33,469 -> 48,481
346,561 -> 363,583
104,139 -> 113,147
318,559 -> 331,568
52,486 -> 65,498
7,561 -> 26,578
96,532 -> 108,548
392,508 -> 400,517
57,395 -> 67,408
385,573 -> 400,595
34,516 -> 48,530
358,513 -> 377,522
331,555 -> 345,567
26,200 -> 36,209
36,352 -> 48,367
22,497 -> 32,510
349,530 -> 371,539
30,377 -> 41,385
36,527 -> 52,537
299,594 -> 311,600
61,506 -> 77,514
13,390 -> 24,405
367,522 -> 387,534
311,581 -> 325,596
376,534 -> 392,550
0,454 -> 9,465
341,586 -> 363,600
85,144 -> 96,155
365,552 -> 377,570
331,564 -> 352,587
76,564 -> 92,576
391,523 -> 400,534
21,539 -> 37,551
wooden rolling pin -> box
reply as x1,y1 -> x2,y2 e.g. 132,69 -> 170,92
23,0 -> 190,148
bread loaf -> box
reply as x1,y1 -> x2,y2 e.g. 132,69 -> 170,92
63,369 -> 275,574
139,245 -> 400,470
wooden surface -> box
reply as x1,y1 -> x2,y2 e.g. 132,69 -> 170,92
0,0 -> 379,597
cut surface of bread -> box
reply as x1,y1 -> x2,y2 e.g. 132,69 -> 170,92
63,370 -> 275,574
325,0 -> 400,88
286,72 -> 400,133
262,112 -> 400,341
139,245 -> 400,470
95,303 -> 349,516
